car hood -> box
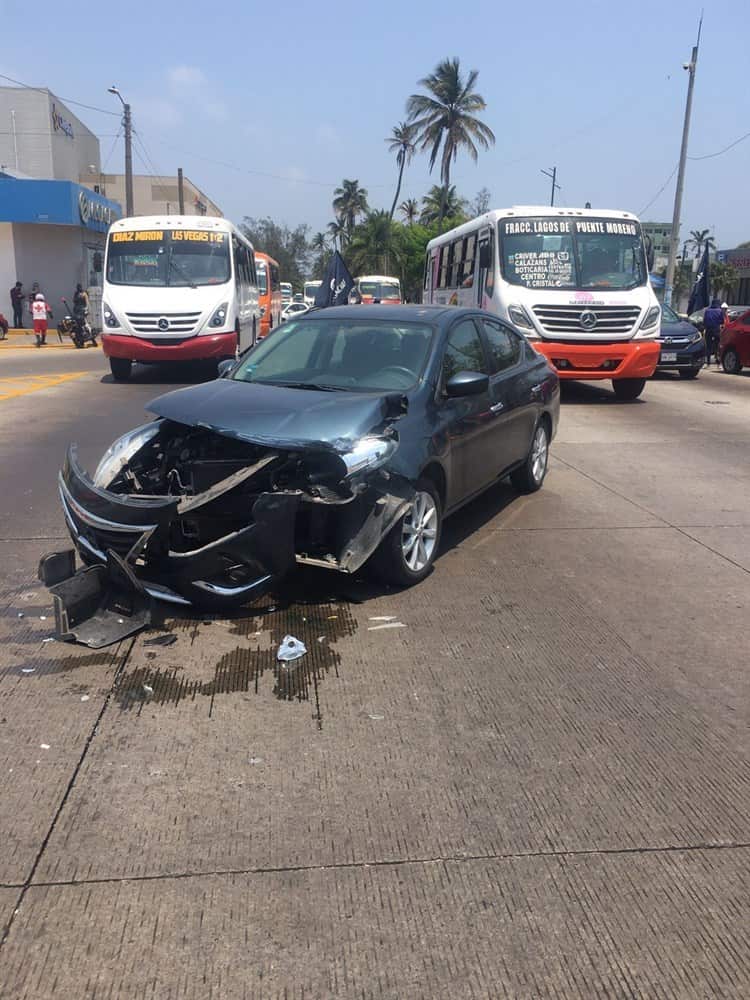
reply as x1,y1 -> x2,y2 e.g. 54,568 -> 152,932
147,378 -> 405,451
659,320 -> 698,339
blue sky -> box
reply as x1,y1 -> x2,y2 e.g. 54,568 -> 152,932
3,0 -> 749,247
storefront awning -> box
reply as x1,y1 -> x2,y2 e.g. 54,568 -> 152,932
0,178 -> 121,233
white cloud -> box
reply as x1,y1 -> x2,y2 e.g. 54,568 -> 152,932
164,65 -> 227,122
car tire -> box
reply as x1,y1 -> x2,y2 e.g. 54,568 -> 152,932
679,368 -> 700,379
613,378 -> 646,401
722,348 -> 742,374
110,357 -> 132,382
511,420 -> 550,494
371,477 -> 442,587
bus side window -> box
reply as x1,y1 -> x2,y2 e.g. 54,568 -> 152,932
462,234 -> 476,287
271,262 -> 280,291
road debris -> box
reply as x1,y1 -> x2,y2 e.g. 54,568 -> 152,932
80,695 -> 90,702
21,668 -> 35,674
277,635 -> 307,663
17,612 -> 24,619
143,634 -> 178,647
41,637 -> 55,643
367,621 -> 406,631
369,615 -> 398,622
40,743 -> 50,750
249,756 -> 264,765
142,684 -> 154,698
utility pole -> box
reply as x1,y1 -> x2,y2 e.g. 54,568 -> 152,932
108,86 -> 134,216
177,167 -> 185,214
664,14 -> 702,306
541,166 -> 560,207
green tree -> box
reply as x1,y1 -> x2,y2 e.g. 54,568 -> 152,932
420,184 -> 468,226
311,232 -> 328,253
689,228 -> 715,258
332,180 -> 369,241
406,57 -> 495,224
386,122 -> 417,220
710,261 -> 738,299
399,198 -> 419,225
471,186 -> 492,215
347,211 -> 400,275
240,217 -> 310,290
393,221 -> 441,301
736,240 -> 750,249
327,218 -> 346,252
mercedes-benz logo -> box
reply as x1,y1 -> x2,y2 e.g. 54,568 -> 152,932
579,310 -> 597,331
157,317 -> 170,331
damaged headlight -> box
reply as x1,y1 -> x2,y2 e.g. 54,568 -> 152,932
93,422 -> 163,488
340,436 -> 396,477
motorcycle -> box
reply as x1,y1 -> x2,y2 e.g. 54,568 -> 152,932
57,298 -> 97,349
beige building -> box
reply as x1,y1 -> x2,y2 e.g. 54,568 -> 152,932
87,173 -> 222,218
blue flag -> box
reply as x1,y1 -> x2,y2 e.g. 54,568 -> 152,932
314,251 -> 355,308
687,244 -> 710,314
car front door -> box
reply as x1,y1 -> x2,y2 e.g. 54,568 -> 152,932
438,317 -> 500,505
479,316 -> 539,468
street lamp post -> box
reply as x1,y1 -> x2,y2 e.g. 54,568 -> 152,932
108,86 -> 134,216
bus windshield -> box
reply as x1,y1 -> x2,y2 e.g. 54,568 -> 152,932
107,229 -> 230,287
359,280 -> 400,299
499,217 -> 646,291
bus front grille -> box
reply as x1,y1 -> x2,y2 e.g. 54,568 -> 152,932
532,304 -> 641,338
125,311 -> 202,334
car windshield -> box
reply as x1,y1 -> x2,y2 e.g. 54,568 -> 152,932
499,217 -> 647,291
231,318 -> 434,392
360,281 -> 400,299
661,303 -> 680,323
106,229 -> 230,287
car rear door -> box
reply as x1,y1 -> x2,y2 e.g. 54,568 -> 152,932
735,310 -> 750,364
439,317 -> 502,504
478,316 -> 539,468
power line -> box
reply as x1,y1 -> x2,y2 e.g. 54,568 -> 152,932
638,163 -> 678,217
0,73 -> 120,117
101,127 -> 123,172
688,130 -> 750,161
132,129 -> 164,179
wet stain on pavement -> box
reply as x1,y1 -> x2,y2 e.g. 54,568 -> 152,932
114,588 -> 358,729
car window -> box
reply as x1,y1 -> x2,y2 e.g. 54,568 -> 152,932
443,319 -> 488,381
480,317 -> 521,373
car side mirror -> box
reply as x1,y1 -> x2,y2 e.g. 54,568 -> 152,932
217,359 -> 235,378
445,370 -> 489,397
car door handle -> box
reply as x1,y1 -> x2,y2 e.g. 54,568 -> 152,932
490,402 -> 504,413
531,384 -> 544,398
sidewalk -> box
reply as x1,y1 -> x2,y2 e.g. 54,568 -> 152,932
0,328 -> 85,351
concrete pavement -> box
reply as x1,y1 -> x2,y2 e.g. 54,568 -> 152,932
0,354 -> 748,997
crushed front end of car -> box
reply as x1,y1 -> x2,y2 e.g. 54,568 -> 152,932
41,403 -> 414,646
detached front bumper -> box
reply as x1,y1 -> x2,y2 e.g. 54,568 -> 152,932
102,332 -> 238,363
532,339 -> 660,380
59,446 -> 297,606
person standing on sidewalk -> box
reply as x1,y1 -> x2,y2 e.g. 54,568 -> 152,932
10,281 -> 24,328
31,293 -> 52,347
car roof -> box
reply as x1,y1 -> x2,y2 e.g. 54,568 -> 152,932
300,304 -> 469,325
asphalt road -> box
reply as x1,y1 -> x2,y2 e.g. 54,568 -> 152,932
0,347 -> 748,998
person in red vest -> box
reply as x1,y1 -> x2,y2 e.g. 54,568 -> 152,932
31,293 -> 53,347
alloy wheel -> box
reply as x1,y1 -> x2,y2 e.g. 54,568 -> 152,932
401,491 -> 439,572
530,425 -> 548,484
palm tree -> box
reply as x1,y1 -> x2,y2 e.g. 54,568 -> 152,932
710,261 -> 738,300
327,218 -> 346,252
347,210 -> 400,275
406,57 -> 495,224
311,232 -> 328,254
332,180 -> 369,240
386,122 -> 417,220
399,198 -> 419,225
420,185 -> 467,226
689,229 -> 716,258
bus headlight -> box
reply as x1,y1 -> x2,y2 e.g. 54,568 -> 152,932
209,303 -> 229,328
636,306 -> 661,338
102,302 -> 121,329
508,304 -> 539,338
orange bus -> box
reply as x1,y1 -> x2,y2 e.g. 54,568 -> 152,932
255,252 -> 282,338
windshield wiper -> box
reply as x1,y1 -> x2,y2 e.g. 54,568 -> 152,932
272,380 -> 348,392
167,249 -> 197,289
